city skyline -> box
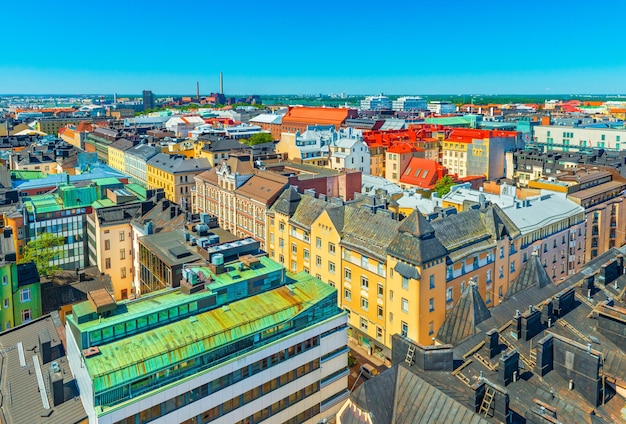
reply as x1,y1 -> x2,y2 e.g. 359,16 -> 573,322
2,0 -> 626,95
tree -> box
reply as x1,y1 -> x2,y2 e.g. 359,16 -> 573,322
19,232 -> 65,278
434,175 -> 455,198
244,132 -> 274,146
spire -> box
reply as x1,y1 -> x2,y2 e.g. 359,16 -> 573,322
505,250 -> 552,300
437,277 -> 491,345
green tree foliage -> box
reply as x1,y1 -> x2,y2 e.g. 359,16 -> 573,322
19,232 -> 65,278
434,175 -> 455,197
244,132 -> 274,146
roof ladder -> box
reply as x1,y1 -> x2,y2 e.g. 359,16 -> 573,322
479,386 -> 495,417
405,344 -> 416,366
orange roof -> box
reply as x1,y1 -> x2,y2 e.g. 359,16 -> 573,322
399,158 -> 446,189
282,106 -> 350,126
76,121 -> 93,132
387,142 -> 422,154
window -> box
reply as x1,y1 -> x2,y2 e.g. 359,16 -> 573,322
291,243 -> 297,254
499,266 -> 504,278
119,231 -> 125,241
316,256 -> 322,267
499,246 -> 504,258
361,297 -> 369,311
120,249 -> 126,260
402,276 -> 409,290
428,321 -> 434,336
105,239 -> 111,250
344,289 -> 351,301
360,318 -> 368,331
377,306 -> 383,319
377,283 -> 384,298
316,237 -> 321,248
510,261 -> 515,273
291,261 -> 297,272
1,275 -> 6,286
21,309 -> 32,323
446,287 -> 453,303
376,327 -> 383,340
361,276 -> 368,289
329,262 -> 335,273
486,292 -> 492,304
429,275 -> 435,289
401,298 -> 408,313
361,255 -> 369,268
279,238 -> 284,248
499,286 -> 503,299
105,258 -> 111,269
121,267 -> 126,279
279,254 -> 284,264
20,288 -> 31,302
279,222 -> 284,232
344,268 -> 352,281
401,321 -> 408,337
303,249 -> 310,260
429,298 -> 434,312
389,290 -> 394,301
328,243 -> 336,254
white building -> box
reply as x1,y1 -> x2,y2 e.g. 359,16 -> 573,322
165,116 -> 206,137
66,254 -> 349,424
533,124 -> 626,152
328,129 -> 370,174
392,96 -> 427,112
360,95 -> 392,111
427,101 -> 457,114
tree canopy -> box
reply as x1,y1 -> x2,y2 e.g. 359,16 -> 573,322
243,132 -> 274,146
19,232 -> 65,278
434,175 -> 456,197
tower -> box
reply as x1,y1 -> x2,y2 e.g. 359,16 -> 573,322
220,72 -> 223,94
196,81 -> 200,101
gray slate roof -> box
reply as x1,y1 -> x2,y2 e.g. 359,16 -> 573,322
270,186 -> 301,217
387,210 -> 447,265
504,251 -> 552,300
339,364 -> 491,424
437,280 -> 491,345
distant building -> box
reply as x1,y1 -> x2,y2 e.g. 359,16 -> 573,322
328,130 -> 370,175
281,106 -> 355,134
66,253 -> 349,424
427,101 -> 457,114
360,95 -> 392,111
392,96 -> 427,112
142,90 -> 155,111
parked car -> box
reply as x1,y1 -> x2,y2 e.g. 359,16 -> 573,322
360,363 -> 379,379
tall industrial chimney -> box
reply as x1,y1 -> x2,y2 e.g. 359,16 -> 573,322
196,81 -> 200,101
220,72 -> 223,94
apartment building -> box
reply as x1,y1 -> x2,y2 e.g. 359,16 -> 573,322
123,143 -> 159,186
281,106 -> 354,134
268,189 -> 528,355
106,138 -> 134,174
146,153 -> 211,209
66,254 -> 348,424
385,142 -> 423,183
533,124 -> 626,152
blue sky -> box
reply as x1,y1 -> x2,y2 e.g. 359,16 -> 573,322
2,0 -> 625,95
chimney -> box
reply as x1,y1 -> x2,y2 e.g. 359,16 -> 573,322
196,81 -> 200,101
485,329 -> 500,359
49,362 -> 64,406
534,333 -> 554,377
499,350 -> 519,386
581,273 -> 595,295
38,328 -> 52,365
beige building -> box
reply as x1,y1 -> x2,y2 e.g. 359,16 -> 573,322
86,203 -> 140,300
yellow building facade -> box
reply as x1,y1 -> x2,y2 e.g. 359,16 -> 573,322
268,189 -> 525,359
146,153 -> 211,206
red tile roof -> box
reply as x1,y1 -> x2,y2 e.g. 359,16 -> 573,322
399,158 -> 447,189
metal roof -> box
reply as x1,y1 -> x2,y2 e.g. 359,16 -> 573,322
79,273 -> 335,393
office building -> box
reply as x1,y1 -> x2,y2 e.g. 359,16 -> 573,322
143,90 -> 155,111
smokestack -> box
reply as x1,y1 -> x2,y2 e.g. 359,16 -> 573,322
114,92 -> 117,104
220,72 -> 223,94
196,81 -> 200,101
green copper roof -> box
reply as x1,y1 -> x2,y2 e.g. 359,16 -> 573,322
24,194 -> 63,213
59,185 -> 98,208
84,273 -> 335,393
11,170 -> 45,180
124,183 -> 147,199
92,199 -> 116,208
93,177 -> 124,187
